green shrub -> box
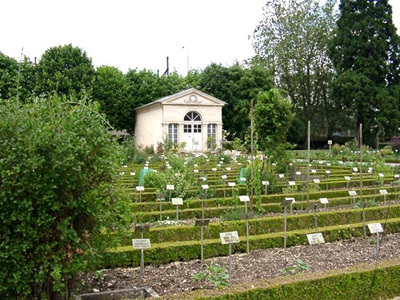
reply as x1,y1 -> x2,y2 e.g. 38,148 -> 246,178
0,96 -> 130,299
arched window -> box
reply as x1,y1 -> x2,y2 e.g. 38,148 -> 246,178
184,111 -> 201,121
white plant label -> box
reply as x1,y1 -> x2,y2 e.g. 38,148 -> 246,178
313,179 -> 320,184
212,168 -> 217,172
220,231 -> 240,245
278,174 -> 285,178
226,167 -> 231,171
307,233 -> 325,245
262,181 -> 270,186
353,167 -> 358,172
217,164 -> 221,167
144,166 -> 149,170
296,171 -> 302,175
320,198 -> 329,204
228,182 -> 236,187
194,164 -> 198,167
132,239 -> 151,249
194,169 -> 199,173
285,197 -> 295,203
328,140 -> 332,145
130,172 -> 135,176
395,174 -> 400,178
345,176 -> 351,181
171,198 -> 183,205
288,181 -> 296,186
239,195 -> 250,202
368,223 -> 384,234
348,190 -> 357,196
311,169 -> 317,173
136,186 -> 144,192
202,184 -> 209,190
326,170 -> 331,174
221,175 -> 227,180
378,173 -> 384,178
240,177 -> 246,182
120,172 -> 125,175
166,185 -> 174,190
379,189 -> 388,195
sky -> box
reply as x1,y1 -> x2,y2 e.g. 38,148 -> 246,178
1,0 -> 400,75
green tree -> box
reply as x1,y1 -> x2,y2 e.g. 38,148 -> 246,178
0,52 -> 18,100
125,69 -> 186,127
329,0 -> 400,146
252,0 -> 343,139
92,66 -> 131,131
254,88 -> 294,166
0,96 -> 129,299
35,44 -> 95,99
196,63 -> 273,140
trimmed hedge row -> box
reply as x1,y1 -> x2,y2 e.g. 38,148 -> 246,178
102,217 -> 400,268
126,176 -> 397,202
124,204 -> 400,244
165,258 -> 400,299
129,185 -> 399,213
132,192 -> 399,223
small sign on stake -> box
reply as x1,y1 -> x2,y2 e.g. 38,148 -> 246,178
313,179 -> 320,184
228,182 -> 236,187
202,184 -> 209,190
368,223 -> 384,234
220,231 -> 240,245
166,184 -> 174,190
288,181 -> 296,186
136,186 -> 144,192
132,239 -> 151,249
171,198 -> 183,205
307,233 -> 325,245
239,195 -> 250,202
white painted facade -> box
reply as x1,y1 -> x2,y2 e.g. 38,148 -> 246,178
134,88 -> 225,152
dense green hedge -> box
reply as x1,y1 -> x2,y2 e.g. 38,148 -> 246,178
165,258 -> 400,299
129,185 -> 399,213
102,217 -> 400,268
132,192 -> 399,223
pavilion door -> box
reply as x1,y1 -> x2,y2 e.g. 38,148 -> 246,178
183,112 -> 202,152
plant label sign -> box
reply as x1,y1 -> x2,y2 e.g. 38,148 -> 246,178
144,166 -> 149,170
194,169 -> 199,173
288,181 -> 296,186
221,175 -> 228,180
395,174 -> 400,179
166,185 -> 174,190
132,239 -> 151,249
228,182 -> 236,187
326,170 -> 331,174
379,189 -> 388,195
171,198 -> 183,205
313,179 -> 320,184
307,233 -> 325,245
353,167 -> 358,172
320,198 -> 329,204
311,169 -> 317,173
136,186 -> 144,192
319,160 -> 323,164
296,171 -> 302,175
212,168 -> 217,172
239,195 -> 250,202
378,173 -> 384,178
130,172 -> 135,176
328,140 -> 332,145
202,184 -> 209,190
368,223 -> 384,234
194,164 -> 198,167
240,177 -> 247,182
220,231 -> 240,245
262,181 -> 269,186
226,167 -> 231,171
217,164 -> 222,167
327,163 -> 331,167
348,191 -> 357,196
345,176 -> 351,181
200,177 -> 206,181
278,174 -> 285,178
120,172 -> 125,175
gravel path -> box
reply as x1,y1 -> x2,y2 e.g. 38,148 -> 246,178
76,233 -> 400,298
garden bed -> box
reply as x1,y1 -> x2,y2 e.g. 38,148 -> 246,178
75,233 -> 400,299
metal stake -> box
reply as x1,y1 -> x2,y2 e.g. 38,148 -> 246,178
228,244 -> 232,286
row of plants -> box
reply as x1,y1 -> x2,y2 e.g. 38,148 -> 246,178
103,216 -> 400,268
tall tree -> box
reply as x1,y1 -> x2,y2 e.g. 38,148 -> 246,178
252,0 -> 343,139
195,63 -> 273,140
329,0 -> 400,146
0,53 -> 18,101
92,66 -> 130,132
35,44 -> 95,99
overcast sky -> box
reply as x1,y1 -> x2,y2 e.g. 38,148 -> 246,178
1,0 -> 399,75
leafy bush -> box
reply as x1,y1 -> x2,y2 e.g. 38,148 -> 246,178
0,96 -> 130,299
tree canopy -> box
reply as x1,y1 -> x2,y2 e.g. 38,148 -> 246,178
329,0 -> 400,146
